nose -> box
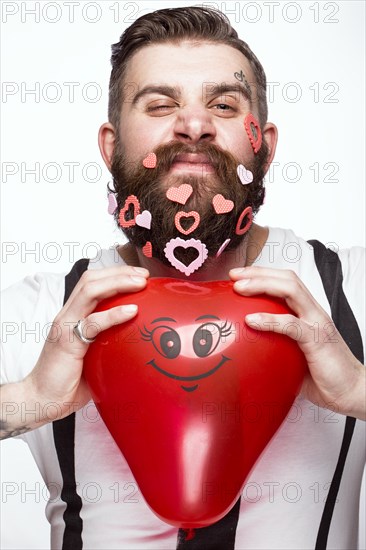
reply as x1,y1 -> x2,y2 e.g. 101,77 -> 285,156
173,104 -> 216,144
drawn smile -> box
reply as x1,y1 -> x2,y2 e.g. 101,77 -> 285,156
147,355 -> 230,391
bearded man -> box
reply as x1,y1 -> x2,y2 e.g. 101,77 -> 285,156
1,6 -> 365,550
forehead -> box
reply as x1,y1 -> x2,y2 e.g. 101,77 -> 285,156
124,41 -> 256,90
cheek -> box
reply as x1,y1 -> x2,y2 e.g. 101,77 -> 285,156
118,124 -> 151,166
220,123 -> 254,162
119,116 -> 171,162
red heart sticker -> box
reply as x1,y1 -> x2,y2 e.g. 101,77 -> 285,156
244,113 -> 262,154
118,195 -> 141,228
142,241 -> 152,257
84,279 -> 307,528
236,206 -> 253,235
174,211 -> 200,235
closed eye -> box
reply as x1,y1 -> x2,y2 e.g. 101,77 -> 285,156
145,100 -> 178,115
147,105 -> 175,111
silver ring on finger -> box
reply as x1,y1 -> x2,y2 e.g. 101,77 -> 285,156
73,319 -> 96,344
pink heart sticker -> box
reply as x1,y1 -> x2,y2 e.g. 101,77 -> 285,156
164,237 -> 208,276
212,194 -> 234,214
142,153 -> 157,169
142,242 -> 152,258
107,192 -> 118,215
175,211 -> 200,235
135,210 -> 152,230
166,184 -> 193,205
216,238 -> 231,258
237,164 -> 253,185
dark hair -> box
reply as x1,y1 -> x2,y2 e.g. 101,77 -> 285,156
108,6 -> 267,128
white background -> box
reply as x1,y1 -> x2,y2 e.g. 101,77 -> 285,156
1,0 -> 365,548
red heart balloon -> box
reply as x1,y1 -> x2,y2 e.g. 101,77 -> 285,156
83,278 -> 307,528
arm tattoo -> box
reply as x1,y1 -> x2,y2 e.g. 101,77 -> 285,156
0,420 -> 31,440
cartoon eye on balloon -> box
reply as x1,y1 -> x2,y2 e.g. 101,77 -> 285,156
193,320 -> 232,357
141,317 -> 232,360
140,317 -> 234,392
141,322 -> 182,359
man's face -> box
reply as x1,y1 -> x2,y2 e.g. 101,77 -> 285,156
118,41 -> 260,169
109,41 -> 271,271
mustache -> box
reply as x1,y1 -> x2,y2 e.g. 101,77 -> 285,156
110,137 -> 269,267
114,140 -> 255,183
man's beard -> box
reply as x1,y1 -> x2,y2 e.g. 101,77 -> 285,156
110,138 -> 269,269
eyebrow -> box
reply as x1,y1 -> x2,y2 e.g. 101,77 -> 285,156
203,82 -> 252,102
132,85 -> 180,105
131,82 -> 252,105
195,315 -> 220,321
151,317 -> 177,324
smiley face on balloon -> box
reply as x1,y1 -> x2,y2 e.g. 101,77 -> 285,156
84,279 -> 307,528
141,315 -> 233,392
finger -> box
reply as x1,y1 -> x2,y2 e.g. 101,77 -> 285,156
229,266 -> 297,281
76,304 -> 139,343
64,272 -> 148,319
232,274 -> 322,320
66,265 -> 149,303
244,312 -> 339,350
245,312 -> 305,342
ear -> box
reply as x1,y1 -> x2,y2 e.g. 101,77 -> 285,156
262,122 -> 278,175
98,122 -> 116,172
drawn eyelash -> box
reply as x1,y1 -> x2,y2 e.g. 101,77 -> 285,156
140,325 -> 153,341
220,320 -> 233,337
141,321 -> 232,340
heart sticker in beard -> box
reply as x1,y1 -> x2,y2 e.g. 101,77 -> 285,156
212,194 -> 235,214
216,238 -> 231,258
135,210 -> 152,230
118,195 -> 141,228
83,279 -> 307,528
164,237 -> 208,276
174,211 -> 201,235
244,114 -> 262,154
107,192 -> 118,215
166,184 -> 193,205
142,241 -> 153,257
237,164 -> 254,185
142,152 -> 157,168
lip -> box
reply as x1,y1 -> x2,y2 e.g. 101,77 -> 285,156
173,153 -> 211,164
171,153 -> 215,174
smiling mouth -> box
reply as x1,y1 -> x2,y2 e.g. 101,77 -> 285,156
147,355 -> 230,383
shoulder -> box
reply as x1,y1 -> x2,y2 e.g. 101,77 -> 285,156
2,271 -> 67,321
1,247 -> 125,383
260,228 -> 365,317
2,246 -> 125,311
337,246 -> 365,285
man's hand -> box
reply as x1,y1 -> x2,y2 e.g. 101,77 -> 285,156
0,265 -> 149,439
229,266 -> 366,420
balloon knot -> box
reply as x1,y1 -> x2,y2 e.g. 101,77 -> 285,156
184,528 -> 196,541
